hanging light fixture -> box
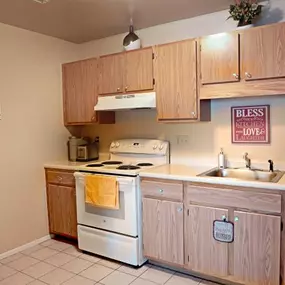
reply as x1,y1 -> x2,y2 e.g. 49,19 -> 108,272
123,19 -> 141,51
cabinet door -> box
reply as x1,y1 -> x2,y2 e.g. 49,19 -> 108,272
63,59 -> 98,125
200,33 -> 240,84
154,40 -> 198,121
98,53 -> 124,95
47,184 -> 77,238
142,198 -> 160,259
124,48 -> 154,93
234,211 -> 280,285
186,205 -> 228,277
160,201 -> 184,265
142,198 -> 184,264
241,24 -> 285,81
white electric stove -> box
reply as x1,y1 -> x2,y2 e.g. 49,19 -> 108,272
74,139 -> 169,266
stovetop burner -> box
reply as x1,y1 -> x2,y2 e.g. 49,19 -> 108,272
102,161 -> 123,165
86,163 -> 104,167
137,163 -> 154,167
117,165 -> 141,170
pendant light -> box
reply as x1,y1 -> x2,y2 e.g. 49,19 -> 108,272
123,19 -> 141,51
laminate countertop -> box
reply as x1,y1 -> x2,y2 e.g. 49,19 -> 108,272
140,164 -> 285,191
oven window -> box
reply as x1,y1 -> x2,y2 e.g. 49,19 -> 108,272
84,191 -> 125,220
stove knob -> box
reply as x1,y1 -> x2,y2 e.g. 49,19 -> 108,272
115,142 -> 120,148
153,145 -> 158,150
159,144 -> 164,150
111,142 -> 116,148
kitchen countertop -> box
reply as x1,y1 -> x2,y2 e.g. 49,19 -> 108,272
44,160 -> 99,171
140,164 -> 285,191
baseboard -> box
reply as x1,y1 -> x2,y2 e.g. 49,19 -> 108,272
0,234 -> 54,260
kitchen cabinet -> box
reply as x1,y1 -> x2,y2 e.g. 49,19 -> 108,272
45,169 -> 77,239
98,47 -> 154,95
233,211 -> 280,285
200,33 -> 240,84
62,58 -> 115,125
154,40 -> 198,121
241,23 -> 285,81
185,205 -> 229,277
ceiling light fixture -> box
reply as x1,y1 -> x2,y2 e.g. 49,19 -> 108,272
123,19 -> 141,51
33,0 -> 50,4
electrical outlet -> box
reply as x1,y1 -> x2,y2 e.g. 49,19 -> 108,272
177,135 -> 189,145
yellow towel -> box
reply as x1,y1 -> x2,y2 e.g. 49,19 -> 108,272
85,175 -> 119,209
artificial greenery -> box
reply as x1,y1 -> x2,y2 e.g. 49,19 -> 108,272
228,0 -> 262,26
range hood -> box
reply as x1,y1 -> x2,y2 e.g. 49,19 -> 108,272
94,92 -> 156,111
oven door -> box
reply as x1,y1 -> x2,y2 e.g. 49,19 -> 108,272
75,172 -> 138,237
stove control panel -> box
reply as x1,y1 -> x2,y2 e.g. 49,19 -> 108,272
110,139 -> 169,155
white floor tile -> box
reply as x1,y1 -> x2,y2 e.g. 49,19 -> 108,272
80,253 -> 101,263
80,264 -> 114,282
0,253 -> 24,265
21,245 -> 43,256
0,265 -> 17,281
40,239 -> 55,247
165,273 -> 201,285
22,261 -> 55,278
97,259 -> 121,269
39,268 -> 74,285
63,246 -> 82,257
47,241 -> 72,251
28,281 -> 47,285
199,281 -> 220,285
30,247 -> 58,261
118,264 -> 151,277
100,270 -> 136,285
131,278 -> 157,285
7,256 -> 39,271
61,257 -> 93,274
62,275 -> 96,285
0,272 -> 34,285
140,266 -> 174,284
45,252 -> 75,267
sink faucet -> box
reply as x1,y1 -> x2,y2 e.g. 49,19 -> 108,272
243,152 -> 251,169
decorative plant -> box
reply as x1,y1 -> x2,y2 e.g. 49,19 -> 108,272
228,0 -> 262,27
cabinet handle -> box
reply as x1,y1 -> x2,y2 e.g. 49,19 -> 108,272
177,207 -> 183,212
159,189 -> 164,193
117,87 -> 121,92
234,216 -> 239,222
91,115 -> 96,121
57,176 -> 63,181
222,215 -> 226,221
245,72 -> 252,79
125,86 -> 128,92
233,73 -> 239,79
191,111 -> 196,117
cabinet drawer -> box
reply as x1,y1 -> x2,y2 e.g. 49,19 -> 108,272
141,180 -> 183,202
186,184 -> 281,214
46,170 -> 75,186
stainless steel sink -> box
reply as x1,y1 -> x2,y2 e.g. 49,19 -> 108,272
198,168 -> 284,183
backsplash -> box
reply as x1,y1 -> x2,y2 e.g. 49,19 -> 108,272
80,96 -> 285,165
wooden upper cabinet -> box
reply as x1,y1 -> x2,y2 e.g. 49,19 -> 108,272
233,211 -> 280,285
186,205 -> 229,277
63,59 -> 98,125
142,198 -> 184,265
241,23 -> 285,81
47,184 -> 77,238
154,40 -> 198,121
124,48 -> 154,92
200,33 -> 240,84
99,53 -> 124,95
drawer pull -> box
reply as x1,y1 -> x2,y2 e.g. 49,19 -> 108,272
234,216 -> 239,222
57,176 -> 63,181
159,189 -> 164,193
177,207 -> 183,212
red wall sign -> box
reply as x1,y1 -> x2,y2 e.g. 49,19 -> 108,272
231,105 -> 270,144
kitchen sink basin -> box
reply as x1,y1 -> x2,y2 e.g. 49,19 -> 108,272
199,168 -> 285,183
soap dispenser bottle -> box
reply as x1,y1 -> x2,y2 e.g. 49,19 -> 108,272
218,148 -> 225,169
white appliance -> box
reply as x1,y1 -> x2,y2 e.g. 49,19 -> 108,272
75,139 -> 169,266
94,92 -> 156,111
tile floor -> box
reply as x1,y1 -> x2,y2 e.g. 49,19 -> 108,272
0,239 -> 221,285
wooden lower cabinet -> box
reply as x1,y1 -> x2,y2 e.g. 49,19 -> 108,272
47,184 -> 77,238
142,198 -> 184,265
185,205 -> 229,277
233,211 -> 280,285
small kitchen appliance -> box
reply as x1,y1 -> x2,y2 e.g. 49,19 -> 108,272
77,141 -> 99,162
67,136 -> 88,162
74,139 -> 170,266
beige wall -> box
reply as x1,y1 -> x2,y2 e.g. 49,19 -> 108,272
0,23 -> 79,254
79,0 -> 285,167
